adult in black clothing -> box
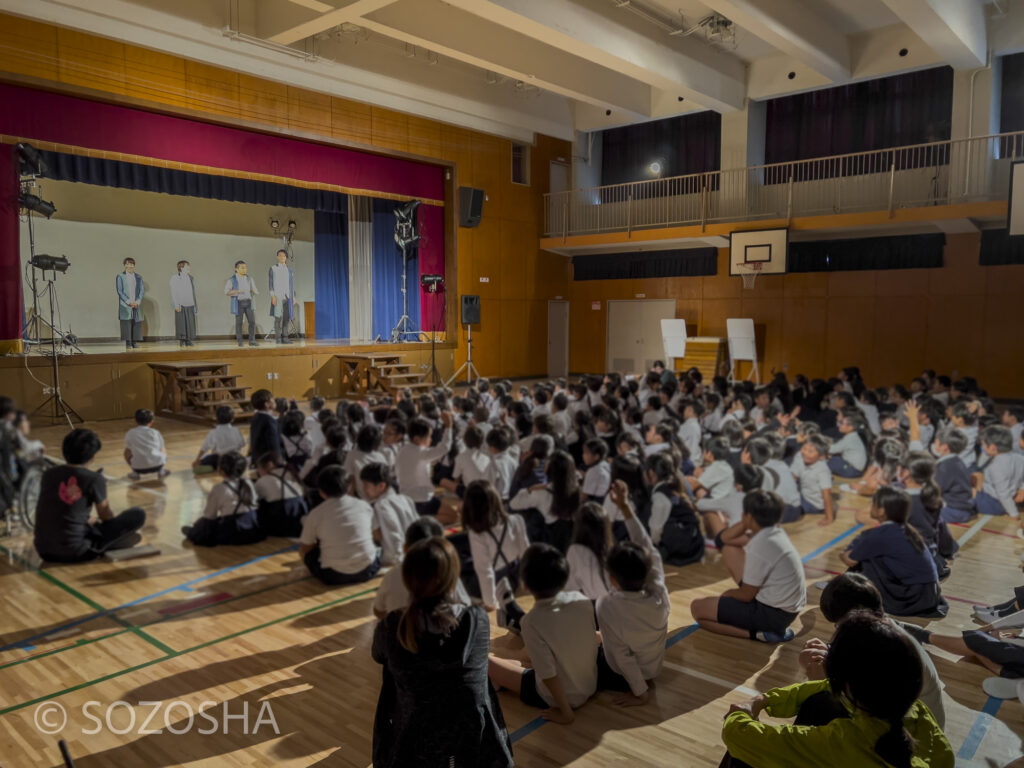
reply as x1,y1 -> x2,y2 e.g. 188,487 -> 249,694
34,429 -> 145,562
248,389 -> 281,464
372,536 -> 513,768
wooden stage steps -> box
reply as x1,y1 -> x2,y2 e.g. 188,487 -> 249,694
336,353 -> 434,397
149,361 -> 254,425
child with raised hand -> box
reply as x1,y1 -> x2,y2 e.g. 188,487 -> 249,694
565,502 -> 614,600
509,450 -> 581,552
690,490 -> 805,643
193,405 -> 245,473
973,425 -> 1024,518
827,408 -> 870,478
300,465 -> 380,585
183,451 -> 266,546
794,433 -> 835,526
597,480 -> 670,706
361,462 -> 419,567
841,487 -> 948,618
487,543 -> 598,725
646,452 -> 704,566
395,411 -> 453,516
461,479 -> 529,630
254,451 -> 309,537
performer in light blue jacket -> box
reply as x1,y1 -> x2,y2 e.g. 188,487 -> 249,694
268,248 -> 295,344
115,257 -> 145,349
170,260 -> 198,348
224,260 -> 259,347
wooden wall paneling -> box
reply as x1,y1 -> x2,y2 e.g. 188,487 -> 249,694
872,269 -> 931,297
471,134 -> 505,212
982,294 -> 1024,396
740,272 -> 785,299
440,125 -> 473,178
275,356 -> 318,401
470,298 -> 501,376
471,217 -> 501,300
825,296 -> 876,377
700,298 -> 743,339
406,115 -> 443,160
526,298 -> 549,375
780,298 -> 827,376
929,235 -> 986,295
370,107 -> 408,153
739,297 -> 784,374
123,46 -> 187,108
870,295 -> 929,384
56,28 -> 126,95
499,299 -> 529,376
330,98 -> 372,145
924,294 -> 987,378
675,298 -> 702,335
783,272 -> 828,298
700,251 -> 742,299
286,86 -> 331,136
236,74 -> 288,127
826,270 -> 875,297
184,61 -> 240,118
0,16 -> 58,82
499,220 -> 529,300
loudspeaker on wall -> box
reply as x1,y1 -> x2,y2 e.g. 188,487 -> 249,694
458,187 -> 484,228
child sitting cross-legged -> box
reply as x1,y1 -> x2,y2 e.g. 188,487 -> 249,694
183,451 -> 266,546
192,405 -> 245,473
360,462 -> 420,568
690,490 -> 806,643
487,543 -> 598,724
254,451 -> 309,537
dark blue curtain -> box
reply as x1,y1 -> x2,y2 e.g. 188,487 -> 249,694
371,199 -> 420,339
788,233 -> 945,272
1001,53 -> 1024,134
41,150 -> 349,213
314,210 -> 350,338
980,228 -> 1024,266
573,248 -> 717,280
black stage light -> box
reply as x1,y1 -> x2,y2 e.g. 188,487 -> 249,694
19,192 -> 57,218
30,254 -> 70,272
17,142 -> 47,176
420,274 -> 444,293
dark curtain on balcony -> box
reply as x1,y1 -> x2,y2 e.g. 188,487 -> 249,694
764,66 -> 954,182
600,111 -> 721,198
788,233 -> 945,273
980,228 -> 1024,265
1001,53 -> 1024,138
572,248 -> 717,280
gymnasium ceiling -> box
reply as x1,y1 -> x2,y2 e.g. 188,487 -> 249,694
3,0 -> 1023,143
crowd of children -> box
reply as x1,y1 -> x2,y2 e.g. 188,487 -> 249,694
8,359 -> 1024,766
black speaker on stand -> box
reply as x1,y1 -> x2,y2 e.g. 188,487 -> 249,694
447,294 -> 482,386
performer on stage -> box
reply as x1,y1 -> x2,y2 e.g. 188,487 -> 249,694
116,257 -> 144,350
170,260 -> 198,348
269,248 -> 295,344
225,260 -> 259,347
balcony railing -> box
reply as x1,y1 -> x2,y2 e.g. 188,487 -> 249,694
544,132 -> 1024,238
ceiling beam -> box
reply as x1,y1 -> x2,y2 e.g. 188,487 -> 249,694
700,0 -> 850,82
443,0 -> 747,113
877,0 -> 986,69
267,0 -> 400,45
360,0 -> 650,118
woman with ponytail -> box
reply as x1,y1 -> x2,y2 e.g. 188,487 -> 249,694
372,536 -> 513,768
840,488 -> 948,618
721,612 -> 953,767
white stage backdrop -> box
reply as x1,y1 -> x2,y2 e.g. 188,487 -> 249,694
20,218 -> 315,340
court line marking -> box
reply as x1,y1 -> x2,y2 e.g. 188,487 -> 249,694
0,543 -> 298,652
957,696 -> 1004,760
955,516 -> 994,547
661,661 -> 759,698
950,520 -> 1020,540
0,584 -> 379,717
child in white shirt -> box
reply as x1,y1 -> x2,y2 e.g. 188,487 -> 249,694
564,501 -> 613,600
254,451 -> 308,537
598,480 -> 670,704
124,408 -> 169,480
687,437 -> 735,500
360,462 -> 420,566
344,423 -> 390,498
280,410 -> 313,476
304,396 -> 327,456
677,401 -> 704,468
795,434 -> 835,525
193,405 -> 245,472
300,465 -> 381,585
485,427 -> 518,502
581,439 -> 612,501
441,424 -> 490,496
395,413 -> 453,516
183,452 -> 265,546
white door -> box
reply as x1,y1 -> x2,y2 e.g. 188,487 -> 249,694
547,300 -> 569,378
605,299 -> 676,375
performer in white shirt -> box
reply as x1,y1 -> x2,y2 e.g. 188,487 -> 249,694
269,249 -> 295,344
169,260 -> 198,347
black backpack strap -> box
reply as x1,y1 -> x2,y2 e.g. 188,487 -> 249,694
489,520 -> 511,570
276,469 -> 301,498
225,481 -> 245,517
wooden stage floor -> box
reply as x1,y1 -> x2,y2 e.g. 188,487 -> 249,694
1,414 -> 1022,767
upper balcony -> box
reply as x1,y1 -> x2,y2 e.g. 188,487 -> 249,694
543,132 -> 1024,242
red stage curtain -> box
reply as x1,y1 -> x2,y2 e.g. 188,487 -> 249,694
418,204 -> 446,332
0,146 -> 20,346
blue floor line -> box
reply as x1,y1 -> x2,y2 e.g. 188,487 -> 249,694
510,716 -> 547,743
956,696 -> 1003,760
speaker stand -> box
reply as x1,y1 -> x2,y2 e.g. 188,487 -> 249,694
445,324 -> 481,386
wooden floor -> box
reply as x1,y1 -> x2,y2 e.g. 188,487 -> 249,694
1,414 -> 1022,767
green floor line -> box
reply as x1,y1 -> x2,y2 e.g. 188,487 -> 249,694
0,585 -> 377,717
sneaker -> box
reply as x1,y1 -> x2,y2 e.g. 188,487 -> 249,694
982,677 -> 1021,699
974,604 -> 1017,624
158,468 -> 171,479
127,471 -> 141,480
755,629 -> 795,643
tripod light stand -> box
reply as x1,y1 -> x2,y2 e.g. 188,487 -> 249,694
445,324 -> 481,386
389,200 -> 423,343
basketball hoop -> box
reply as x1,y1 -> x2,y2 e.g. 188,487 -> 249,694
741,262 -> 762,290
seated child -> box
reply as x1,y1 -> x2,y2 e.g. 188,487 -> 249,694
304,396 -> 327,455
841,487 -> 948,618
677,401 -> 704,468
361,462 -> 419,567
646,453 -> 704,566
690,490 -> 806,643
899,450 -> 956,576
565,502 -> 613,600
826,408 -> 869,478
372,517 -> 471,619
299,465 -> 381,585
441,424 -> 489,496
949,400 -> 980,468
793,434 -> 835,525
34,428 -> 146,562
581,439 -> 612,502
687,437 -> 735,501
183,452 -> 266,546
487,543 -> 598,724
254,451 -> 309,537
124,408 -> 169,480
280,410 -> 313,476
193,405 -> 246,471
12,410 -> 45,461
697,464 -> 762,543
743,437 -> 801,522
933,428 -> 976,523
249,389 -> 282,462
344,424 -> 390,498
974,425 -> 1024,518
395,413 -> 453,516
485,426 -> 518,503
597,480 -> 670,705
509,436 -> 551,500
1004,405 -> 1024,455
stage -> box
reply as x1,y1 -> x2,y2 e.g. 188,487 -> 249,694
0,337 -> 457,423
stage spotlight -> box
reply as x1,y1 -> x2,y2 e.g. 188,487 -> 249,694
30,253 -> 70,272
269,217 -> 280,230
19,192 -> 57,218
420,274 -> 444,293
649,161 -> 662,175
287,219 -> 297,231
17,143 -> 47,176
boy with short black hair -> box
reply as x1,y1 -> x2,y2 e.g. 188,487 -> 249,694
1003,405 -> 1024,455
487,543 -> 598,724
950,400 -> 979,468
360,462 -> 419,567
485,426 -> 517,502
193,405 -> 245,472
581,438 -> 611,502
687,437 -> 735,500
690,490 -> 806,643
299,465 -> 380,585
677,400 -> 704,468
974,425 -> 1024,518
124,409 -> 169,480
794,433 -> 835,525
395,412 -> 453,515
35,429 -> 146,562
930,427 -> 976,523
249,389 -> 281,463
305,396 -> 327,454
